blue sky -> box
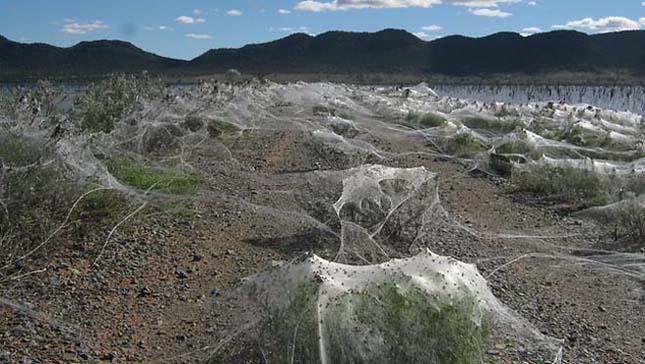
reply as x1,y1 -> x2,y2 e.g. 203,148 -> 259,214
1,0 -> 644,60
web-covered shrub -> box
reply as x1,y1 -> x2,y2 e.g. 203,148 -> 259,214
225,252 -> 559,364
75,73 -> 162,133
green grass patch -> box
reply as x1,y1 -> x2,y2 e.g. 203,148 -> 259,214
512,165 -> 608,207
107,158 -> 200,195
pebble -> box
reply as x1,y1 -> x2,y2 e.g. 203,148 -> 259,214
175,270 -> 189,279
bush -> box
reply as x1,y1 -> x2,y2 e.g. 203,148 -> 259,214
207,120 -> 239,138
107,158 -> 200,195
0,131 -> 46,167
260,282 -> 491,364
313,105 -> 336,116
74,73 -> 162,133
141,124 -> 184,155
405,112 -> 447,128
446,132 -> 487,157
489,140 -> 533,175
329,283 -> 491,364
260,283 -> 321,363
337,112 -> 355,121
0,81 -> 61,120
183,116 -> 204,132
0,89 -> 18,119
495,140 -> 533,156
614,200 -> 645,245
462,117 -> 523,133
512,165 -> 608,207
0,131 -> 77,266
76,189 -> 130,221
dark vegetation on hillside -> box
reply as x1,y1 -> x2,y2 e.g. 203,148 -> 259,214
2,29 -> 645,82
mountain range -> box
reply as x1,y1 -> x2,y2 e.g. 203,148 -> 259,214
1,29 -> 645,81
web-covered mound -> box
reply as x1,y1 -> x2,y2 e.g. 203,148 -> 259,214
225,251 -> 559,364
331,164 -> 443,263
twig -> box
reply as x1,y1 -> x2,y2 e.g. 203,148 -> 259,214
552,347 -> 564,364
289,322 -> 300,364
486,253 -> 532,279
258,341 -> 269,364
1,267 -> 47,283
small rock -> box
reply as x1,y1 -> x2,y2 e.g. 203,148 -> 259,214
77,350 -> 90,360
101,351 -> 116,361
176,270 -> 189,279
138,287 -> 152,297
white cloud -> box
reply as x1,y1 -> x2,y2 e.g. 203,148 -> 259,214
421,25 -> 443,31
175,16 -> 206,24
520,26 -> 541,36
294,0 -> 519,12
469,8 -> 512,17
413,31 -> 430,39
559,16 -> 641,33
185,33 -> 213,39
61,20 -> 109,35
226,9 -> 243,16
452,0 -> 519,6
278,9 -> 292,14
144,25 -> 174,31
527,1 -> 537,5
522,26 -> 541,33
194,9 -> 205,15
270,26 -> 313,35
